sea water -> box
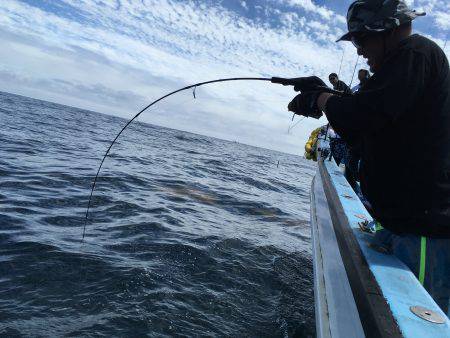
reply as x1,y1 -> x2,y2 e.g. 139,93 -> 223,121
0,91 -> 315,337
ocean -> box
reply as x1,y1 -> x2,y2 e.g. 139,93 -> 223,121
0,91 -> 316,337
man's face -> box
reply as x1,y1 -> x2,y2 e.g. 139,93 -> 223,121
358,70 -> 366,82
329,76 -> 338,85
352,33 -> 385,73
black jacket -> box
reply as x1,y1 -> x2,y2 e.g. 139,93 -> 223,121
334,80 -> 353,95
325,34 -> 450,238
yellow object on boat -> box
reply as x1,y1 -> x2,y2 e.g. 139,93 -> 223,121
304,127 -> 321,161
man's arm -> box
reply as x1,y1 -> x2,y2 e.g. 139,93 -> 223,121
318,93 -> 333,111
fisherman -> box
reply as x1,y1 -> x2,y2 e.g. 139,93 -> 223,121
287,0 -> 450,314
328,73 -> 352,94
328,127 -> 348,166
351,69 -> 371,92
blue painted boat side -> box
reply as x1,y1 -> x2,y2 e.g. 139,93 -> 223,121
311,176 -> 332,338
322,158 -> 450,337
311,173 -> 365,337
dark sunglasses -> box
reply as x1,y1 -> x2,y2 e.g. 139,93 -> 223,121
351,34 -> 369,49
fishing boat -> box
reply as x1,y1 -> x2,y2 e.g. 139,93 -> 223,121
310,135 -> 450,337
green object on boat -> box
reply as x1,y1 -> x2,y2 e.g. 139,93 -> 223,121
419,236 -> 427,285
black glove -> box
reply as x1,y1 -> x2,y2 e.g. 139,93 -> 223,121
289,76 -> 327,92
288,91 -> 323,119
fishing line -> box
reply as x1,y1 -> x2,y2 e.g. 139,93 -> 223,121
337,46 -> 346,78
349,55 -> 360,88
83,77 -> 273,240
287,116 -> 306,134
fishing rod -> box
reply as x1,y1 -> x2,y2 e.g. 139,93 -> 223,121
83,76 -> 341,240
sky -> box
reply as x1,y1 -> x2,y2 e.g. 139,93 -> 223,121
0,0 -> 449,154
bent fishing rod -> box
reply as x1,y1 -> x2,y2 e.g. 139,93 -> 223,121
82,76 -> 341,240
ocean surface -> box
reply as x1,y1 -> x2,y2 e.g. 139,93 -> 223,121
0,91 -> 316,337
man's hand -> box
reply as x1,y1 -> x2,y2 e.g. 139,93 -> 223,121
289,76 -> 327,92
287,91 -> 323,119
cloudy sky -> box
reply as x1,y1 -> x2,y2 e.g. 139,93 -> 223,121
0,0 -> 448,154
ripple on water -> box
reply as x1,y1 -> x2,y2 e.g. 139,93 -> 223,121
0,91 -> 316,337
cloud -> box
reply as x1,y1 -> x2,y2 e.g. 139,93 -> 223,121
434,11 -> 450,30
283,0 -> 346,24
410,0 -> 450,31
